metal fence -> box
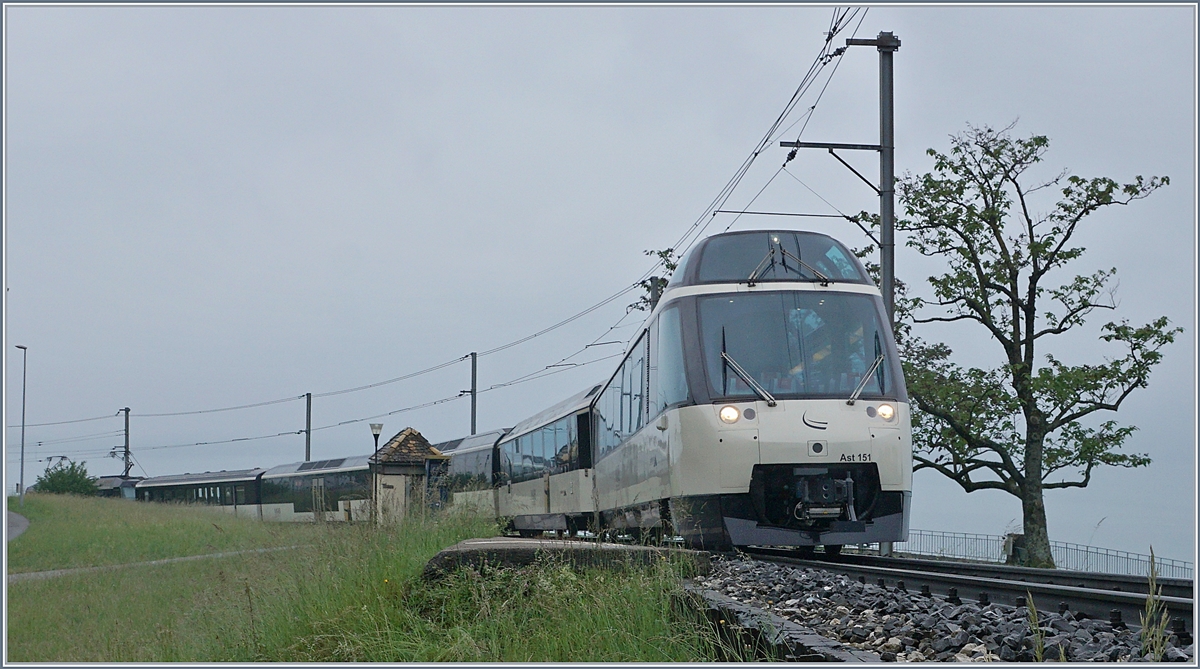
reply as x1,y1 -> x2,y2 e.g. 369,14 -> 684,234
845,529 -> 1193,580
1047,540 -> 1194,580
900,529 -> 1008,563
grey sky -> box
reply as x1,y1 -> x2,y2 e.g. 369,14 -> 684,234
4,4 -> 1195,561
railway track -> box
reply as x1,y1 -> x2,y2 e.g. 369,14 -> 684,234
743,547 -> 1194,635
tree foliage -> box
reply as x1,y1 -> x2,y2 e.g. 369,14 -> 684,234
884,123 -> 1176,567
34,460 -> 99,496
629,248 -> 680,312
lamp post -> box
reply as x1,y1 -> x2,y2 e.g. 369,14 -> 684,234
371,423 -> 383,453
370,423 -> 383,522
15,345 -> 27,506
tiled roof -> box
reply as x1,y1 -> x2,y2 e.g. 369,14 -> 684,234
372,427 -> 448,465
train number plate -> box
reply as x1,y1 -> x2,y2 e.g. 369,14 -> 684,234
840,453 -> 872,462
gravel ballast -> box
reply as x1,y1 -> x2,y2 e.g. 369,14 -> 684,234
693,556 -> 1195,662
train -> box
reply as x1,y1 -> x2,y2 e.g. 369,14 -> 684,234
134,456 -> 374,522
135,230 -> 912,553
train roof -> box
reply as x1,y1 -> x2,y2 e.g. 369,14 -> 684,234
666,229 -> 871,289
502,385 -> 602,443
261,454 -> 372,478
436,428 -> 509,455
136,468 -> 267,488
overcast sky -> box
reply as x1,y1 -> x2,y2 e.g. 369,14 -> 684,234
4,4 -> 1195,561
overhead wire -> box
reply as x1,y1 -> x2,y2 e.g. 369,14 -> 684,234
477,282 -> 641,357
139,429 -> 305,452
20,430 -> 125,447
670,7 -> 868,260
310,394 -> 467,433
6,413 -> 117,429
482,351 -> 625,393
311,355 -> 470,398
135,394 -> 306,418
129,452 -> 150,478
782,167 -> 879,244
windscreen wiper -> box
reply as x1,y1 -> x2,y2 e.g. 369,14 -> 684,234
747,248 -> 776,286
846,354 -> 885,405
778,246 -> 831,286
720,351 -> 777,407
747,246 -> 832,287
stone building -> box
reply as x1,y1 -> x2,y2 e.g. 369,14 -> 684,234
369,427 -> 449,523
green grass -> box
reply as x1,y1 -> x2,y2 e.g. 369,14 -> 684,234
6,494 -> 730,662
7,493 -> 313,573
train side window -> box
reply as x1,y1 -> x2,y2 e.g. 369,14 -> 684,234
540,425 -> 553,472
498,441 -> 512,482
593,331 -> 648,460
535,428 -> 548,474
516,434 -> 529,479
624,336 -> 647,436
553,420 -> 563,468
649,305 -> 688,418
566,418 -> 578,470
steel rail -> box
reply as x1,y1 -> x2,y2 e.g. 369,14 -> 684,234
819,552 -> 1194,600
744,548 -> 1193,633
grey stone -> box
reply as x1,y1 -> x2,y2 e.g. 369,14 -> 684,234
1164,646 -> 1189,662
1050,617 -> 1075,633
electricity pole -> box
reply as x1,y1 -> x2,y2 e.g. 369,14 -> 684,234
780,30 -> 900,326
849,31 -> 900,324
122,407 -> 131,477
16,345 -> 27,505
305,392 -> 312,461
470,352 -> 477,435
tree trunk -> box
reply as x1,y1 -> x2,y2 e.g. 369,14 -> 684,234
1021,416 -> 1057,568
1020,484 -> 1056,568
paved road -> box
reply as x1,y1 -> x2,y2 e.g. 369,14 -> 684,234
8,511 -> 29,541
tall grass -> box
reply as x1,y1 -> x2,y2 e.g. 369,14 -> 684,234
1139,547 -> 1171,661
6,495 -> 726,662
7,493 -> 312,573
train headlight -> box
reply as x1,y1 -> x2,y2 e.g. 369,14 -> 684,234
877,403 -> 895,421
719,406 -> 740,423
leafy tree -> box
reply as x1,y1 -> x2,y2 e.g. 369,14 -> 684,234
629,248 -> 680,312
880,123 -> 1177,567
34,459 -> 99,496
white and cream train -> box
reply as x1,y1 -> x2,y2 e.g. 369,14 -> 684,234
447,229 -> 912,552
133,229 -> 911,552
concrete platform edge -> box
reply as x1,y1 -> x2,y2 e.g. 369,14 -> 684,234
423,537 -> 711,580
681,581 -> 881,662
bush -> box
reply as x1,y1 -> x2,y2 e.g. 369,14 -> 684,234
34,461 -> 98,495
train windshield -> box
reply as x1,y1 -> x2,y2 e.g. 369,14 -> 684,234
697,291 -> 899,400
694,231 -> 869,284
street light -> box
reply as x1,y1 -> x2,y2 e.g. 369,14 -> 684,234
370,423 -> 384,454
370,423 -> 383,523
15,345 -> 27,506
